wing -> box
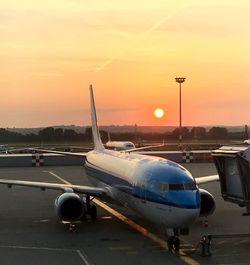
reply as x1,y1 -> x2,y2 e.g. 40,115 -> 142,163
30,145 -> 165,155
122,143 -> 165,153
29,148 -> 87,157
0,179 -> 108,197
195,174 -> 220,185
0,148 -> 29,154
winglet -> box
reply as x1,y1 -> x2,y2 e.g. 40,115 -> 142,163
89,85 -> 105,151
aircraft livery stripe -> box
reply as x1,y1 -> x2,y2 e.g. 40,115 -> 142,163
85,160 -> 199,209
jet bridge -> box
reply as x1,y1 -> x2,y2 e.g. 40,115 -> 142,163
212,145 -> 250,214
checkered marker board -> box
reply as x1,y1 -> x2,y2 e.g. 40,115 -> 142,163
182,151 -> 194,163
32,154 -> 44,167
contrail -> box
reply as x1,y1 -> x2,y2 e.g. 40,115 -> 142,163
94,1 -> 192,72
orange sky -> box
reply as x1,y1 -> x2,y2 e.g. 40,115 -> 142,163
1,0 -> 250,127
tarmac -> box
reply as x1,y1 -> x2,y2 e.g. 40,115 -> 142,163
0,164 -> 249,265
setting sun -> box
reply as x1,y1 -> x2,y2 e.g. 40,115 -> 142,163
154,108 -> 165,119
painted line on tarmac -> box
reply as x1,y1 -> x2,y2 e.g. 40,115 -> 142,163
77,250 -> 94,265
92,198 -> 200,265
48,171 -> 200,265
43,171 -> 71,185
0,245 -> 75,252
0,245 -> 92,265
44,171 -> 94,265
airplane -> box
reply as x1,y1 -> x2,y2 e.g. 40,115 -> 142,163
0,145 -> 9,154
66,133 -> 136,151
104,132 -> 136,150
0,145 -> 27,154
105,137 -> 164,152
0,85 -> 219,252
61,132 -> 162,152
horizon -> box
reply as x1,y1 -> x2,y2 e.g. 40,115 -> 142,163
1,1 -> 250,127
5,124 -> 247,131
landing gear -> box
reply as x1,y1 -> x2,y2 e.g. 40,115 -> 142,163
167,236 -> 180,253
166,228 -> 180,253
90,205 -> 97,220
69,223 -> 76,232
86,195 -> 97,220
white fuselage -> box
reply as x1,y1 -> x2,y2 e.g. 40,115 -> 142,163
105,141 -> 135,151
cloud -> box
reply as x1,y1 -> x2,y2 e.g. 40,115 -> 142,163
94,1 -> 192,72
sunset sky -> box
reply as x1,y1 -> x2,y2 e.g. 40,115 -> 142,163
1,0 -> 250,127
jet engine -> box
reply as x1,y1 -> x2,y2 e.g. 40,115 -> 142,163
199,189 -> 216,217
55,193 -> 86,221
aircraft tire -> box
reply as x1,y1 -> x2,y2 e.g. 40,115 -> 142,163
90,205 -> 97,220
173,237 -> 180,252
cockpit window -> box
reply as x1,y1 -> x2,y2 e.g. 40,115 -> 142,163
159,182 -> 196,192
184,183 -> 197,190
169,183 -> 184,190
159,182 -> 169,192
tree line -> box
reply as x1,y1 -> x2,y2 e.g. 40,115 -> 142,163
0,126 -> 245,143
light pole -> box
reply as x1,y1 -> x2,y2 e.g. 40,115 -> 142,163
175,77 -> 186,149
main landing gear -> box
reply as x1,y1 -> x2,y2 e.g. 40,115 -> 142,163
67,195 -> 97,232
69,223 -> 77,232
86,195 -> 97,221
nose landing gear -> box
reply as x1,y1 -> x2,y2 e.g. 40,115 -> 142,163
167,235 -> 180,253
165,227 -> 189,253
165,228 -> 180,253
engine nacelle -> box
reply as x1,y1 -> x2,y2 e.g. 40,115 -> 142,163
55,193 -> 85,221
199,189 -> 216,217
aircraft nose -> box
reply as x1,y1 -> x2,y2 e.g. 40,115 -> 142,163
182,208 -> 200,226
167,207 -> 200,228
181,190 -> 200,225
166,190 -> 200,228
